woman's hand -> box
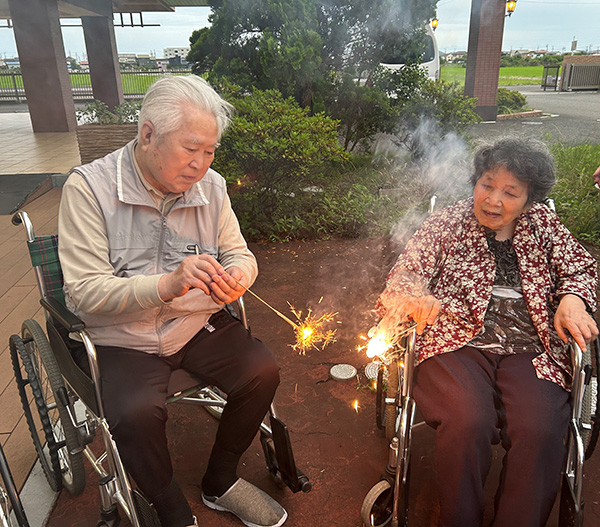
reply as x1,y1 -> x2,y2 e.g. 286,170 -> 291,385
400,295 -> 442,335
554,294 -> 599,351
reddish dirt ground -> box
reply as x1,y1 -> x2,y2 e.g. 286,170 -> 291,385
46,238 -> 600,527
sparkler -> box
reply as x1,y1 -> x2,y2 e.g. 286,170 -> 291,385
357,322 -> 418,361
231,275 -> 337,354
187,244 -> 338,353
288,302 -> 338,354
187,245 -> 337,355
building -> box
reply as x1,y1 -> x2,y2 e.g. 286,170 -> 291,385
136,54 -> 156,68
163,47 -> 190,60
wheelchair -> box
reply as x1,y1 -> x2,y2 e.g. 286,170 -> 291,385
0,443 -> 30,527
9,210 -> 311,527
361,326 -> 600,527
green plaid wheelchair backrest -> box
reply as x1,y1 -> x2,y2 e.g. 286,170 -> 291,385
26,234 -> 65,306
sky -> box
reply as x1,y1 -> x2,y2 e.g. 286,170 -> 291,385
0,1 -> 599,59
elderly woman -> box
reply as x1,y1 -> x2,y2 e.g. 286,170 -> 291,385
378,138 -> 598,527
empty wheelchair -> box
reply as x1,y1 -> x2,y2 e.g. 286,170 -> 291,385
361,325 -> 600,527
9,210 -> 310,527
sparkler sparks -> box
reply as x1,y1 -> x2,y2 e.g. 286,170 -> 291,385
229,274 -> 337,354
288,304 -> 338,354
186,244 -> 338,353
357,321 -> 418,361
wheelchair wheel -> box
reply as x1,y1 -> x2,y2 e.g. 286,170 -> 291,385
132,489 -> 162,527
20,319 -> 86,496
375,366 -> 386,430
10,333 -> 62,493
361,479 -> 393,527
0,442 -> 30,527
582,341 -> 600,459
385,362 -> 400,441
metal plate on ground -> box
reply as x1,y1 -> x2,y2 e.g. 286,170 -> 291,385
330,363 -> 357,381
364,361 -> 382,381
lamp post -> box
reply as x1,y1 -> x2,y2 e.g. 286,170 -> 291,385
506,0 -> 517,17
431,17 -> 439,31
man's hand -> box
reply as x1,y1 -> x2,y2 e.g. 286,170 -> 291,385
399,295 -> 442,335
208,265 -> 247,305
554,294 -> 599,351
158,254 -> 227,302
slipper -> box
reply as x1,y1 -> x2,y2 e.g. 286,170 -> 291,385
202,478 -> 287,527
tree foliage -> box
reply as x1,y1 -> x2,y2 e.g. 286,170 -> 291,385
188,0 -> 438,110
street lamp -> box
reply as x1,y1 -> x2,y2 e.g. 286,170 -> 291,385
506,1 -> 517,17
431,17 -> 439,31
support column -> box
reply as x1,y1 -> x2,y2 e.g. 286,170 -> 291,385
8,0 -> 76,132
464,0 -> 506,122
82,15 -> 124,110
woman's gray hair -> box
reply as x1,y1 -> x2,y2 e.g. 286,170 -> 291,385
138,75 -> 233,141
470,137 -> 556,203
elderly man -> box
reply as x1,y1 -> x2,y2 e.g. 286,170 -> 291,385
58,76 -> 286,527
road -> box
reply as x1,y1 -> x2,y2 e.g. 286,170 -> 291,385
468,86 -> 600,145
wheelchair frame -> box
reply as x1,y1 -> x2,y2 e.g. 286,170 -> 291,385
9,210 -> 310,527
361,327 -> 600,527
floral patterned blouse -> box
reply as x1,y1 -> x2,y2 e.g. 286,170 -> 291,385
377,198 -> 598,391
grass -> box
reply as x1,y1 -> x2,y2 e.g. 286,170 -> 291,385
0,70 -> 191,96
550,143 -> 600,244
441,64 -> 544,86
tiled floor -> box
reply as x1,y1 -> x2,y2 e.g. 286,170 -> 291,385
0,113 -> 80,175
0,111 -> 77,525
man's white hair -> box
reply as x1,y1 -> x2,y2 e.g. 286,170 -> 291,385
137,75 -> 233,141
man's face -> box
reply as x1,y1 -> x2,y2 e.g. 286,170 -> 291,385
138,106 -> 219,194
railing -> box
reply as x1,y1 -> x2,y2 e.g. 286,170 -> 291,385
0,69 -> 192,102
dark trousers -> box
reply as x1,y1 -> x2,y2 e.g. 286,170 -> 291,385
413,346 -> 570,527
96,309 -> 280,501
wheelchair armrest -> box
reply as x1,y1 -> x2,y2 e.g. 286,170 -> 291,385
40,295 -> 86,332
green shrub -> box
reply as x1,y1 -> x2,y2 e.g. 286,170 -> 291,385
76,100 -> 141,125
372,65 -> 481,158
496,88 -> 527,114
213,88 -> 363,240
550,143 -> 600,244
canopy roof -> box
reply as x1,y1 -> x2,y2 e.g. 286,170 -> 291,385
0,0 -> 210,19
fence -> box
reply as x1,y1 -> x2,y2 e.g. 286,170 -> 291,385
561,63 -> 600,91
0,69 -> 192,103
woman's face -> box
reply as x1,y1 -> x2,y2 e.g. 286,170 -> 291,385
473,166 -> 530,240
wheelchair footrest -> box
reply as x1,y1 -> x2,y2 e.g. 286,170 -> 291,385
269,415 -> 311,494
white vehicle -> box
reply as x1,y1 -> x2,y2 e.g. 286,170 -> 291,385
380,24 -> 440,81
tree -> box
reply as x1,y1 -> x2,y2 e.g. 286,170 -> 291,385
188,0 -> 438,110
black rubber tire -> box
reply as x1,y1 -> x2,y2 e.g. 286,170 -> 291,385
20,319 -> 86,496
361,479 -> 393,527
385,362 -> 400,441
375,366 -> 386,430
584,340 -> 600,459
10,333 -> 62,493
580,344 -> 594,453
132,490 -> 162,527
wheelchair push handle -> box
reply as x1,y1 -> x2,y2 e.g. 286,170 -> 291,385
11,210 -> 36,242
